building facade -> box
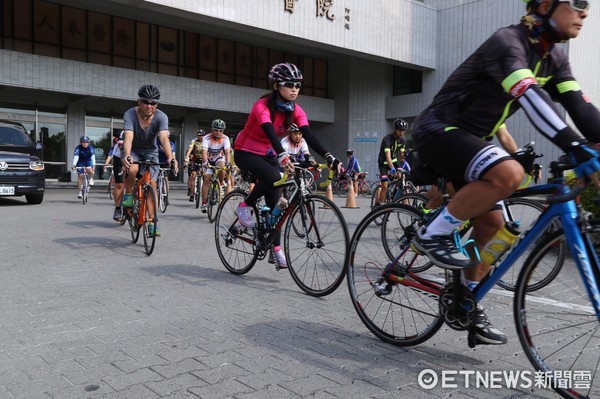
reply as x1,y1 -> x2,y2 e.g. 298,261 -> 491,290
0,0 -> 598,182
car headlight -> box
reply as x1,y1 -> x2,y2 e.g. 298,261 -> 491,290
29,160 -> 45,171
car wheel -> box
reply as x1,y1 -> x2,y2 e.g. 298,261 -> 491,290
25,193 -> 44,204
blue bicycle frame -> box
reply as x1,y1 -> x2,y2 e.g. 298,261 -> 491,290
471,183 -> 600,317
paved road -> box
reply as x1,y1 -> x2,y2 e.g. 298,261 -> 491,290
0,187 -> 558,398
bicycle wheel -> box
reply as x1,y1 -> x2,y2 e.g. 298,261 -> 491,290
514,229 -> 600,399
82,178 -> 88,205
108,175 -> 114,199
142,185 -> 158,256
496,198 -> 565,291
195,176 -> 201,209
284,195 -> 349,297
359,180 -> 372,198
393,192 -> 428,208
215,190 -> 259,275
347,203 -> 445,346
370,183 -> 382,203
158,178 -> 167,213
336,180 -> 349,198
207,182 -> 219,223
128,206 -> 140,243
380,202 -> 433,273
370,184 -> 387,226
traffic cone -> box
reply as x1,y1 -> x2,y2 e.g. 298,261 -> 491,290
325,183 -> 334,202
344,181 -> 358,208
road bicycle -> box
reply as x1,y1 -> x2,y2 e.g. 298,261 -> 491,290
122,159 -> 165,256
335,172 -> 372,198
215,161 -> 349,297
345,156 -> 600,398
191,162 -> 203,209
73,166 -> 92,205
370,170 -> 421,210
105,165 -> 114,199
204,164 -> 231,223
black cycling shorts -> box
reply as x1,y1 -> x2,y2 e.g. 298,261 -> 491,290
113,156 -> 123,184
417,130 -> 512,190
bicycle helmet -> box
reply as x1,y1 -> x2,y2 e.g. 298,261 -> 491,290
197,129 -> 205,136
268,62 -> 303,85
393,118 -> 408,131
288,123 -> 300,132
211,119 -> 226,130
80,135 -> 90,142
138,84 -> 161,101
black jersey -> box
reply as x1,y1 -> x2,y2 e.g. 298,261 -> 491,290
412,23 -> 578,148
378,133 -> 406,165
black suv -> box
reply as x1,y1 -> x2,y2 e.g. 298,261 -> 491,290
0,120 -> 45,204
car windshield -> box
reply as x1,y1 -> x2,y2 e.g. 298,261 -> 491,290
0,126 -> 33,147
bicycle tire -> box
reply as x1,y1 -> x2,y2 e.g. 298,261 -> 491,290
496,197 -> 565,292
207,182 -> 219,223
215,190 -> 259,275
119,207 -> 127,225
128,207 -> 139,243
393,192 -> 428,208
195,176 -> 201,209
514,229 -> 600,399
380,200 -> 433,274
158,178 -> 167,213
370,184 -> 387,226
141,185 -> 158,255
347,203 -> 445,346
284,195 -> 349,297
336,180 -> 349,198
82,178 -> 88,205
108,175 -> 114,199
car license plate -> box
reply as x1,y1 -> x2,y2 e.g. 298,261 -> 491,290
0,186 -> 15,195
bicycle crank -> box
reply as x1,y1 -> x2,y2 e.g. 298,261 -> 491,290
439,284 -> 476,331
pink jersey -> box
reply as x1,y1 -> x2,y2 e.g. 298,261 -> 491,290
235,97 -> 309,156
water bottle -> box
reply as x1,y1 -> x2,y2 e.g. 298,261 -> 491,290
269,197 -> 288,225
259,205 -> 270,227
480,221 -> 521,265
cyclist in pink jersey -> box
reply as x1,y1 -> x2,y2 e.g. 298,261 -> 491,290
234,62 -> 339,269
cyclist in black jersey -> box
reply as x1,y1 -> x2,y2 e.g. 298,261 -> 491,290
411,0 -> 600,346
376,118 -> 407,205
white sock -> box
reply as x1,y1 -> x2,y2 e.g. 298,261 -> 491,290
421,207 -> 465,238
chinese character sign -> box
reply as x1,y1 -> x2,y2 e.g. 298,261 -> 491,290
284,0 -> 296,13
316,0 -> 335,20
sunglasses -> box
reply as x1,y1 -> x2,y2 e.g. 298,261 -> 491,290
139,98 -> 159,105
559,0 -> 590,11
279,82 -> 302,89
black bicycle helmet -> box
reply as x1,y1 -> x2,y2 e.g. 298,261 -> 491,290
138,84 -> 161,101
80,135 -> 90,142
268,62 -> 303,85
288,123 -> 300,132
211,119 -> 226,130
197,129 -> 205,136
393,118 -> 408,131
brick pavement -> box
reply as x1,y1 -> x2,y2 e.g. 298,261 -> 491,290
0,187 -> 560,398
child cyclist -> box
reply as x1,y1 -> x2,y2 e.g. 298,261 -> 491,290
234,62 -> 340,269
